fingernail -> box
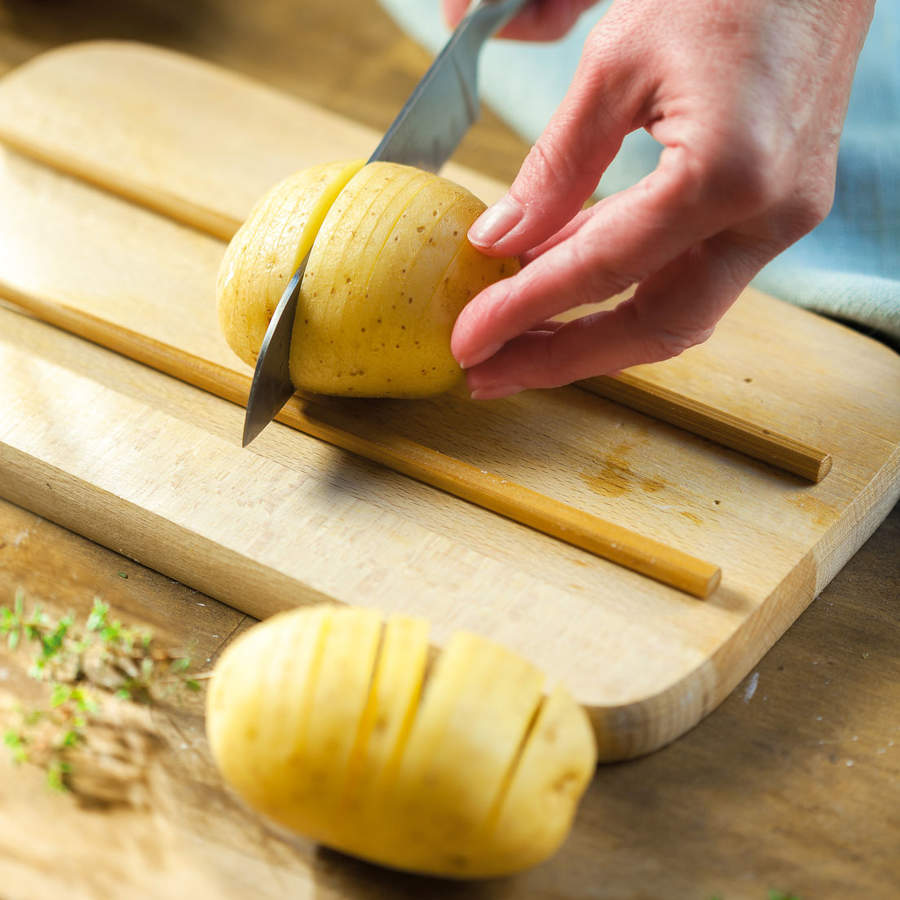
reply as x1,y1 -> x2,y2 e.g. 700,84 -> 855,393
468,196 -> 523,247
456,340 -> 504,370
470,384 -> 525,401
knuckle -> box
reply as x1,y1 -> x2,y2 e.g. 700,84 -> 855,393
642,327 -> 711,362
751,180 -> 835,252
542,334 -> 574,387
542,320 -> 594,387
689,126 -> 794,217
785,185 -> 834,238
642,325 -> 712,363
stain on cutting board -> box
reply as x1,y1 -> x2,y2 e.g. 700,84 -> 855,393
580,441 -> 667,497
788,493 -> 839,528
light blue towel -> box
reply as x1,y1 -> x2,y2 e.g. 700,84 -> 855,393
377,1 -> 900,344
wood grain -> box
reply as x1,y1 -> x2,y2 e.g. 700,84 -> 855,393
0,287 -> 721,598
0,43 -> 897,762
0,41 -> 832,484
582,373 -> 833,482
0,1 -> 897,897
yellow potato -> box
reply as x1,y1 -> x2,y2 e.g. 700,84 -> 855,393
206,606 -> 597,879
216,160 -> 364,369
216,161 -> 519,397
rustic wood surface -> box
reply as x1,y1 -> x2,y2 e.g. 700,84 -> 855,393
0,1 -> 897,898
1,41 -> 897,757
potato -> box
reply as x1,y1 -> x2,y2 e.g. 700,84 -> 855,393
206,607 -> 597,879
216,160 -> 364,369
216,161 -> 519,397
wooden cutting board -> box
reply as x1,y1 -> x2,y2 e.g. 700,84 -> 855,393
0,42 -> 897,760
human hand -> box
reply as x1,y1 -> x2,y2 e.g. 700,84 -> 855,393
446,0 -> 874,399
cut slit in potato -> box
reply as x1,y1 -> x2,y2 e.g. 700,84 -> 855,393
215,159 -> 364,369
206,606 -> 597,879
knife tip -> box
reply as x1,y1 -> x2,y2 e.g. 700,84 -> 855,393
241,419 -> 262,448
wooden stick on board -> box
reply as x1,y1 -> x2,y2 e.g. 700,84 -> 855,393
0,287 -> 721,599
580,374 -> 832,483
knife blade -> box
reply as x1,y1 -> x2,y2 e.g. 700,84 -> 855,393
242,0 -> 529,447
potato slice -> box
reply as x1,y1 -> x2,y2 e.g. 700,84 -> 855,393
205,605 -> 331,813
488,684 -> 598,874
280,607 -> 383,843
343,614 -> 430,803
206,607 -> 596,879
382,630 -> 546,876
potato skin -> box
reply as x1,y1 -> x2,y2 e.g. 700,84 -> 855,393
216,161 -> 519,397
216,160 -> 364,370
206,607 -> 597,879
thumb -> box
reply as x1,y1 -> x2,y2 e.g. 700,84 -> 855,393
468,29 -> 646,256
443,1 -> 470,29
450,1 -> 604,42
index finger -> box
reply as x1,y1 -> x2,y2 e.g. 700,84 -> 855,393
451,135 -> 770,369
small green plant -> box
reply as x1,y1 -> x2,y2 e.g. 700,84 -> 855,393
707,892 -> 801,900
1,590 -> 201,791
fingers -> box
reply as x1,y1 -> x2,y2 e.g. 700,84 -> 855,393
468,26 -> 647,257
464,233 -> 769,398
455,142 -> 750,369
519,204 -> 595,265
494,1 -> 604,42
442,1 -> 470,29
443,1 -> 600,41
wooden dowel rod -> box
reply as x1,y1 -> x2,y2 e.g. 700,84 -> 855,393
579,373 -> 832,483
288,399 -> 721,598
0,129 -> 241,241
0,288 -> 721,598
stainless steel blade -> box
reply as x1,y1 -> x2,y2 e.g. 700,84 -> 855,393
369,0 -> 530,171
242,0 -> 529,446
241,263 -> 306,447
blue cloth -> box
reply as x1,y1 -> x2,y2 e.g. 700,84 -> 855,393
377,0 -> 900,343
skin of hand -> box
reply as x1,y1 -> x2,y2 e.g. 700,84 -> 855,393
444,0 -> 875,399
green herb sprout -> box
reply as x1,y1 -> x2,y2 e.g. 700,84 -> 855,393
1,591 -> 202,791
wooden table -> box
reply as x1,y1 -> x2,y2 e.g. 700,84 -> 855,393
0,2 -> 897,897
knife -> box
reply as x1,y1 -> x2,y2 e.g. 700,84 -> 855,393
242,0 -> 530,447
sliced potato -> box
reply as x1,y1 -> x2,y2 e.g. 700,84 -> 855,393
489,684 -> 600,874
215,160 -> 519,397
205,605 -> 331,813
383,630 -> 546,875
205,606 -> 596,879
216,159 -> 365,367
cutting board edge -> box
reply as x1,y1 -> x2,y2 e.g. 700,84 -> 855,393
0,439 -> 338,610
813,448 -> 900,595
589,547 -> 822,759
1,331 -> 897,760
0,433 -> 815,761
590,460 -> 900,759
